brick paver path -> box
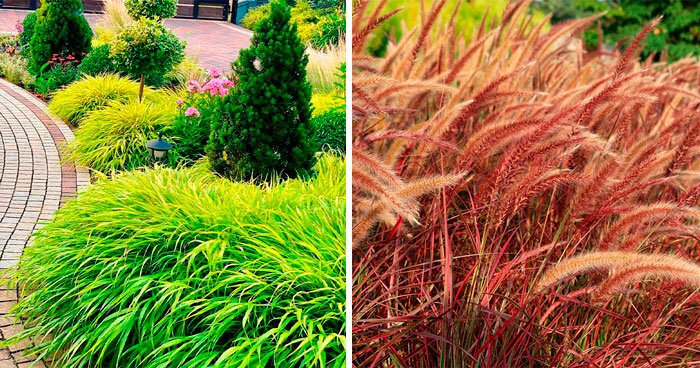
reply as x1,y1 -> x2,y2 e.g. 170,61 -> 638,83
0,79 -> 89,367
0,9 -> 252,71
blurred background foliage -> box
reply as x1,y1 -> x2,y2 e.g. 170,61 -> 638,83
533,0 -> 700,62
365,0 -> 548,57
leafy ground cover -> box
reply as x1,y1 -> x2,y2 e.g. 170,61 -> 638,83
352,0 -> 700,366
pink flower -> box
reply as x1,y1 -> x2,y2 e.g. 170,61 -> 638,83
208,68 -> 222,78
176,99 -> 183,106
186,80 -> 202,93
222,79 -> 235,88
202,78 -> 232,98
185,107 -> 200,117
15,21 -> 23,34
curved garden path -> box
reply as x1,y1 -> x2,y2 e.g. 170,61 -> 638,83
0,79 -> 89,368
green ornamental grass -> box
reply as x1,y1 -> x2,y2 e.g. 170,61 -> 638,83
6,153 -> 346,367
48,74 -> 151,125
62,96 -> 180,173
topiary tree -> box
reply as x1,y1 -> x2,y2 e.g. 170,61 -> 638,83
125,0 -> 177,21
207,0 -> 315,180
28,0 -> 92,72
111,17 -> 185,101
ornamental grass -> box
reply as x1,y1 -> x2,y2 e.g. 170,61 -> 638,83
6,153 -> 346,367
352,0 -> 700,366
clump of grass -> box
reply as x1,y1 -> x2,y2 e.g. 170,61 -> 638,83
6,153 -> 346,367
307,40 -> 345,94
94,0 -> 133,46
352,0 -> 700,366
62,97 -> 179,173
48,74 -> 151,125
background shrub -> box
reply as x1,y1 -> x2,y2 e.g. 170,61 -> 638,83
538,0 -> 700,62
311,107 -> 345,152
78,44 -> 115,76
208,1 -> 315,180
63,97 -> 179,172
48,74 -> 145,125
364,0 -> 547,56
124,0 -> 177,20
8,154 -> 346,367
28,0 -> 92,71
18,11 -> 36,58
170,72 -> 233,163
241,1 -> 320,44
111,17 -> 185,100
310,10 -> 345,49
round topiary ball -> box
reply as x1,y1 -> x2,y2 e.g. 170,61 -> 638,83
124,0 -> 177,21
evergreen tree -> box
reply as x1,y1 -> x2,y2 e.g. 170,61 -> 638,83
29,0 -> 92,71
208,0 -> 315,180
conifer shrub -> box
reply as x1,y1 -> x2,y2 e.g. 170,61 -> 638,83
208,0 -> 315,180
7,154 -> 346,367
28,0 -> 92,71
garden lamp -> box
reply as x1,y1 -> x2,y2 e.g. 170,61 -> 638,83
147,132 -> 173,161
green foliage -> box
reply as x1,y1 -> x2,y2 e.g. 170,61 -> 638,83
241,1 -> 321,44
240,4 -> 269,29
0,54 -> 33,87
311,92 -> 344,116
366,0 -> 547,56
18,11 -> 36,58
600,0 -> 700,62
208,1 -> 315,180
28,0 -> 92,72
32,54 -> 81,97
78,44 -> 115,76
0,34 -> 18,54
7,153 -> 346,368
48,74 -> 145,125
63,97 -> 180,173
310,10 -> 345,49
311,107 -> 345,153
171,75 -> 234,163
310,0 -> 344,13
124,0 -> 177,20
111,17 -> 185,83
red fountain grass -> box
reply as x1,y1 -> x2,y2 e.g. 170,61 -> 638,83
352,0 -> 700,366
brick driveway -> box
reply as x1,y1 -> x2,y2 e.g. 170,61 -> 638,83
0,9 -> 252,71
0,79 -> 89,367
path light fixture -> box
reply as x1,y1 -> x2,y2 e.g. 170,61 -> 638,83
147,132 -> 173,162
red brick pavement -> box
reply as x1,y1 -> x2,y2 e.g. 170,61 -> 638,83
0,9 -> 252,71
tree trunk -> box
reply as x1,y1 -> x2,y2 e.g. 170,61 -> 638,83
139,74 -> 145,102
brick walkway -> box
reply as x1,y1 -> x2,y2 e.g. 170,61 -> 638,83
0,9 -> 252,71
0,79 -> 89,367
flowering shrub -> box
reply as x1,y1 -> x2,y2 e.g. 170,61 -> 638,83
170,70 -> 234,163
33,52 -> 81,97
